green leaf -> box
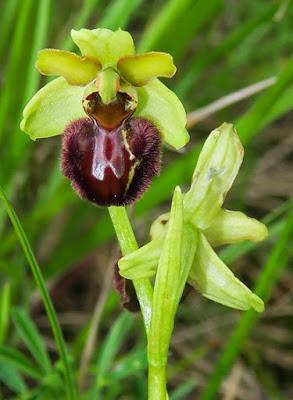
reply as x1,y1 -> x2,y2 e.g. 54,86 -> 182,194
0,346 -> 42,380
71,28 -> 135,68
0,282 -> 11,345
189,233 -> 264,312
135,79 -> 189,149
98,0 -> 142,31
0,362 -> 27,395
12,308 -> 51,374
184,123 -> 243,229
20,77 -> 86,139
110,345 -> 147,382
94,312 -> 133,394
118,52 -> 176,86
0,184 -> 78,399
204,209 -> 268,246
36,49 -> 101,85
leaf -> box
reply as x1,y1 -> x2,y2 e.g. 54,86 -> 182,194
135,79 -> 189,150
0,361 -> 27,395
0,282 -> 11,345
20,77 -> 86,139
0,346 -> 42,380
12,308 -> 51,373
93,312 -> 133,397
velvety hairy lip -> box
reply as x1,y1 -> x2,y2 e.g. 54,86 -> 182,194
61,117 -> 161,206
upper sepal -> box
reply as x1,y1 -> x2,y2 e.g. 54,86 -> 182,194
71,28 -> 135,68
184,123 -> 243,229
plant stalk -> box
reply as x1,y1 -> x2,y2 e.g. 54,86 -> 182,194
108,206 -> 153,333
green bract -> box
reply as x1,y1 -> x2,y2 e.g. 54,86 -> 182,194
119,123 -> 268,313
20,28 -> 189,150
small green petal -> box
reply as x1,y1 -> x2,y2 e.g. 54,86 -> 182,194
204,209 -> 268,246
71,28 -> 135,68
20,77 -> 86,140
135,79 -> 189,150
189,233 -> 264,312
149,212 -> 170,240
118,52 -> 176,86
118,238 -> 162,279
36,49 -> 101,86
184,123 -> 243,229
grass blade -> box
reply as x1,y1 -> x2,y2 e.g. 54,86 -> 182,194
0,0 -> 34,149
62,0 -> 102,50
0,346 -> 42,380
0,282 -> 11,345
175,3 -> 278,97
89,312 -> 133,399
98,0 -> 142,30
11,0 -> 51,170
0,184 -> 78,400
0,362 -> 27,395
138,0 -> 193,52
12,308 -> 52,374
0,0 -> 18,60
235,57 -> 293,144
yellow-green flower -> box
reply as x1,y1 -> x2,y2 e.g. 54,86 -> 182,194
118,123 -> 268,312
20,28 -> 189,150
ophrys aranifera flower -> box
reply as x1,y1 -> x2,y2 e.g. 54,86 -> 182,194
20,28 -> 189,206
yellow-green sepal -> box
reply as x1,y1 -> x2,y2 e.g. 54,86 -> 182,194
118,238 -> 162,279
184,123 -> 243,229
149,187 -> 184,363
189,233 -> 264,312
71,28 -> 135,68
36,49 -> 101,86
135,79 -> 189,150
20,77 -> 86,140
118,52 -> 176,86
204,209 -> 268,246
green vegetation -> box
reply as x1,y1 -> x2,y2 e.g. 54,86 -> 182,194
0,1 -> 292,399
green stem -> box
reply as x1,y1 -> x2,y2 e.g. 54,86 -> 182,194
108,206 -> 153,333
148,364 -> 167,400
0,185 -> 78,400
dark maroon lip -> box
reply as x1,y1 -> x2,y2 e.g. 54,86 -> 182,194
61,117 -> 161,207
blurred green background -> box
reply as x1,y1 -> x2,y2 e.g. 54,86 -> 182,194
0,0 -> 292,399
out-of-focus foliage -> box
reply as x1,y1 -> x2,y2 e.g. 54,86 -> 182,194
0,0 -> 292,399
